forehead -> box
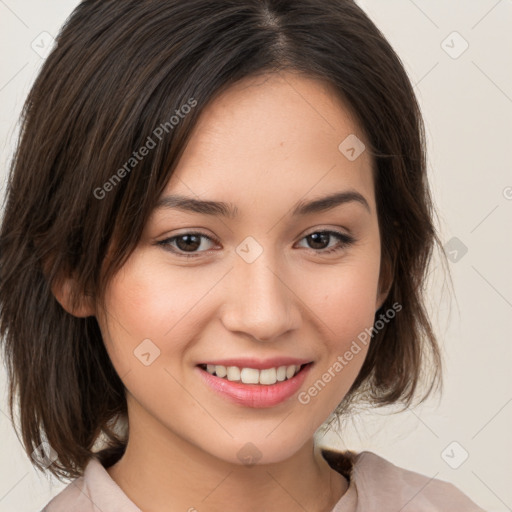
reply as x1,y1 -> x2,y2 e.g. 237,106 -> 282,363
161,71 -> 375,219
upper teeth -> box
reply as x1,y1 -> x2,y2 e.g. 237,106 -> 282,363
205,364 -> 301,385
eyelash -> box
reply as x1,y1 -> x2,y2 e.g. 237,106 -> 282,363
157,230 -> 356,259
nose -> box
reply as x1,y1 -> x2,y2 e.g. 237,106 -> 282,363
220,250 -> 301,342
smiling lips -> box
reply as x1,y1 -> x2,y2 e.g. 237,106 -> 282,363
196,359 -> 314,408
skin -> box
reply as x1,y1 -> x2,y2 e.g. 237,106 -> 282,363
56,70 -> 389,512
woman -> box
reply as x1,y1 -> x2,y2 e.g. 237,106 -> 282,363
0,1 -> 485,510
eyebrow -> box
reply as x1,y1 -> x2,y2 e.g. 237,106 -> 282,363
154,190 -> 371,218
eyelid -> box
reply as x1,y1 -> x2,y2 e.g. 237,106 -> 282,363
301,226 -> 350,238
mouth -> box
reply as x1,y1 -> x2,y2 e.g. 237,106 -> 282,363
196,362 -> 312,385
195,362 -> 314,408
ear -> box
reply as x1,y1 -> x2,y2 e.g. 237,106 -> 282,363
375,253 -> 394,312
51,273 -> 96,318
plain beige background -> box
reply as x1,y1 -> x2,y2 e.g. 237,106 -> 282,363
0,1 -> 511,511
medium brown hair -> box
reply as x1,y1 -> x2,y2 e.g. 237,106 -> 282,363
0,0 -> 447,479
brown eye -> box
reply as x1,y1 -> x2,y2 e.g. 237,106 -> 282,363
297,230 -> 355,255
158,232 -> 218,258
174,234 -> 202,252
306,232 -> 331,250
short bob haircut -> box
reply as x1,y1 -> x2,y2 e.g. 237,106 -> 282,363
0,0 -> 447,480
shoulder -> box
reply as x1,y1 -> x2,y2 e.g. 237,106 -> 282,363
41,457 -> 141,512
322,448 -> 487,512
41,474 -> 93,512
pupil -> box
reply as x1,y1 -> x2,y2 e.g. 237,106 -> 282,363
308,232 -> 328,249
177,234 -> 200,252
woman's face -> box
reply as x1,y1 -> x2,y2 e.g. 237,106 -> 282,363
96,71 -> 387,465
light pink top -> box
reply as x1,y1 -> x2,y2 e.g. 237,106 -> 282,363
41,449 -> 486,511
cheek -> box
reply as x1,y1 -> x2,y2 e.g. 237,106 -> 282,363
102,250 -> 217,339
295,262 -> 380,406
97,252 -> 198,373
331,269 -> 379,337
303,254 -> 381,343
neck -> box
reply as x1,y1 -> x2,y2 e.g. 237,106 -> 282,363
106,404 -> 348,512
